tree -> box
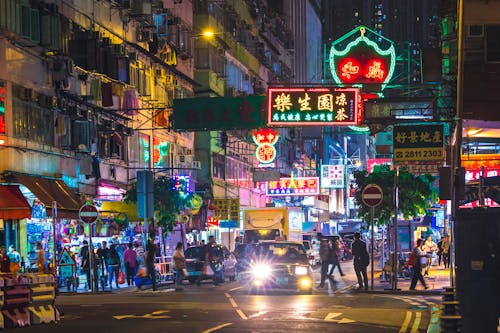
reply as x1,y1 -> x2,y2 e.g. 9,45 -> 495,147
352,165 -> 438,226
124,175 -> 195,232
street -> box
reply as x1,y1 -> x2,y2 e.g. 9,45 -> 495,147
15,264 -> 441,333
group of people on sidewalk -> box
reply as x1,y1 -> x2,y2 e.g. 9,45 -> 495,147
78,237 -> 158,291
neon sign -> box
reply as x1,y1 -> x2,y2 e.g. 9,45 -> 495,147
267,87 -> 361,126
329,26 -> 395,90
0,81 -> 5,135
252,128 -> 279,167
266,177 -> 320,196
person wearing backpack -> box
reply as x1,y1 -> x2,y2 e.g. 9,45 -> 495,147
409,238 -> 429,290
351,232 -> 369,291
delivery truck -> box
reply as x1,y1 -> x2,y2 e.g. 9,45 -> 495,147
242,207 -> 305,243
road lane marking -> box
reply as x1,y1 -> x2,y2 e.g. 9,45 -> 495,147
410,311 -> 421,333
113,310 -> 170,320
399,311 -> 412,332
236,309 -> 248,320
229,286 -> 243,292
324,312 -> 355,324
248,311 -> 268,318
202,323 -> 233,333
225,292 -> 248,320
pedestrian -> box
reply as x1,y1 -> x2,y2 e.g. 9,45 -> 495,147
79,240 -> 91,289
328,239 -> 345,279
409,238 -> 429,290
123,242 -> 137,286
423,235 -> 437,275
96,241 -> 109,286
145,237 -> 157,291
206,236 -> 222,285
442,235 -> 450,269
107,244 -> 121,289
351,232 -> 369,291
173,242 -> 186,291
437,236 -> 444,267
318,237 -> 330,288
133,242 -> 145,267
8,245 -> 21,274
0,246 -> 11,273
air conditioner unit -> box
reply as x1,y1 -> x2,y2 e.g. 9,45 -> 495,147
191,161 -> 201,169
176,154 -> 192,166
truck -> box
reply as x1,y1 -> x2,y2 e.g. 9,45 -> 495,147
242,207 -> 305,243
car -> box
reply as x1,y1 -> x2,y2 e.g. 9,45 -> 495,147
184,244 -> 237,284
302,240 -> 320,266
233,243 -> 258,273
246,241 -> 313,294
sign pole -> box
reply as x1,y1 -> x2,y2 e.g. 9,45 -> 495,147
89,223 -> 95,292
79,204 -> 99,292
371,206 -> 375,291
52,201 -> 58,278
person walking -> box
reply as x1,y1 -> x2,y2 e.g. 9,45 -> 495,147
318,237 -> 330,288
328,238 -> 345,279
441,235 -> 450,269
172,242 -> 186,291
437,236 -> 444,267
79,240 -> 91,289
0,246 -> 11,273
133,242 -> 145,268
145,237 -> 157,291
96,241 -> 109,287
423,235 -> 437,275
123,243 -> 137,286
409,238 -> 429,290
8,245 -> 21,274
107,244 -> 121,290
351,232 -> 369,291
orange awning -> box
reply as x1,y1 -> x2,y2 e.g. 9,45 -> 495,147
0,185 -> 31,219
5,173 -> 83,218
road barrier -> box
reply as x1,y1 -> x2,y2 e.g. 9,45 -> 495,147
440,286 -> 462,333
0,273 -> 59,328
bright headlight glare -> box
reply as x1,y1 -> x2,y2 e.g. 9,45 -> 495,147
295,266 -> 308,276
252,264 -> 272,277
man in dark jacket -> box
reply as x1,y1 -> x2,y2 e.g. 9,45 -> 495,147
351,232 -> 369,291
79,240 -> 91,290
145,237 -> 157,291
318,237 -> 330,288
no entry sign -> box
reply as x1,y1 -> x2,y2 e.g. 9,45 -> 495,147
362,184 -> 383,207
79,204 -> 99,223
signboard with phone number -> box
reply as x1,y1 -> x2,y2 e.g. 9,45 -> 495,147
393,124 -> 444,162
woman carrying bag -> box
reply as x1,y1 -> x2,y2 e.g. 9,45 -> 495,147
172,242 -> 186,291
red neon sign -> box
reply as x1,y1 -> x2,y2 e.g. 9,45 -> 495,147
252,129 -> 279,165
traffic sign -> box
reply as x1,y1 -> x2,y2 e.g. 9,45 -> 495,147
79,204 -> 99,223
362,184 -> 383,207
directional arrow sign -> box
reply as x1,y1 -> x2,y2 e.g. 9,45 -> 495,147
324,312 -> 355,324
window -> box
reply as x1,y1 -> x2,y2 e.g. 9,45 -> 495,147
12,98 -> 54,145
486,25 -> 500,63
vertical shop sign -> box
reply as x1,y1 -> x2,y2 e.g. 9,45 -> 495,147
0,80 -> 6,135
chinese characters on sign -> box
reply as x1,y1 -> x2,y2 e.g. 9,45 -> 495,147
320,165 -> 345,189
267,88 -> 360,126
393,124 -> 444,162
252,128 -> 279,167
213,198 -> 240,222
329,26 -> 396,91
266,177 -> 320,196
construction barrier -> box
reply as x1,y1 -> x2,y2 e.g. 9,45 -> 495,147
2,275 -> 30,328
0,273 -> 59,329
27,274 -> 58,325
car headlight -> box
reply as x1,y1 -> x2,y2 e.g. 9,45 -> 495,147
252,264 -> 272,278
295,266 -> 308,276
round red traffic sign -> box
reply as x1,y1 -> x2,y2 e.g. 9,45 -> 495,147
79,204 -> 99,223
362,184 -> 383,207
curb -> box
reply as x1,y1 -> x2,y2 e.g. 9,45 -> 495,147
427,304 -> 441,333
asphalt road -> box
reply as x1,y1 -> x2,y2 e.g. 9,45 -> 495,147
15,279 -> 439,333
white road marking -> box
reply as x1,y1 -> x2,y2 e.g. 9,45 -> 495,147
248,311 -> 268,318
228,297 -> 238,308
236,309 -> 248,320
324,312 -> 355,324
201,323 -> 233,333
410,311 -> 421,333
229,286 -> 243,292
224,292 -> 248,320
113,310 -> 170,320
399,311 -> 412,333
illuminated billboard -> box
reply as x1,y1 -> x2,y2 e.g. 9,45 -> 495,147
267,87 -> 361,126
266,177 -> 320,196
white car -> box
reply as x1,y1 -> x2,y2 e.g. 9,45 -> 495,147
303,240 -> 320,266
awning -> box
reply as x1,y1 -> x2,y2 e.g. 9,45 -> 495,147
0,185 -> 31,219
100,201 -> 140,221
5,173 -> 83,218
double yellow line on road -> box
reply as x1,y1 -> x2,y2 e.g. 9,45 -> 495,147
399,311 -> 422,333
